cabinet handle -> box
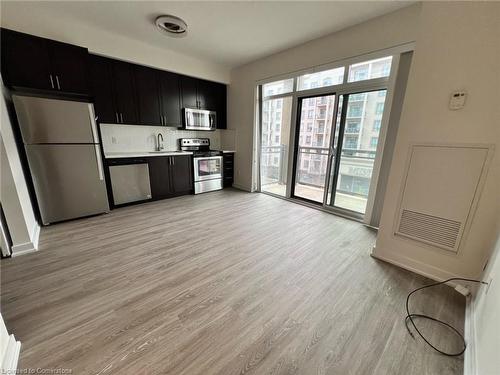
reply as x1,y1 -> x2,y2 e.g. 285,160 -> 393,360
120,113 -> 124,123
172,157 -> 175,166
55,75 -> 61,90
161,115 -> 164,126
163,115 -> 167,126
49,75 -> 54,89
115,112 -> 119,123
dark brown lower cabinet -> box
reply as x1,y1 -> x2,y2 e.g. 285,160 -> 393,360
223,153 -> 234,187
149,155 -> 192,200
170,155 -> 193,193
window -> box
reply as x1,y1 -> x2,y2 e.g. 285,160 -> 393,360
275,112 -> 281,120
348,103 -> 363,117
308,110 -> 314,119
378,91 -> 386,98
373,120 -> 381,131
344,136 -> 358,149
375,102 -> 384,115
353,69 -> 368,81
297,67 -> 344,90
370,137 -> 378,148
348,56 -> 392,82
346,121 -> 360,133
263,78 -> 294,98
303,160 -> 309,169
306,135 -> 311,144
274,135 -> 280,144
350,93 -> 366,101
316,134 -> 324,145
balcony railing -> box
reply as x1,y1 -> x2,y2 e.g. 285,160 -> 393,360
261,145 -> 376,198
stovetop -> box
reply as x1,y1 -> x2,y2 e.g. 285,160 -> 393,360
179,138 -> 222,157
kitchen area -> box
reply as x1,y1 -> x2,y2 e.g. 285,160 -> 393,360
0,27 -> 236,240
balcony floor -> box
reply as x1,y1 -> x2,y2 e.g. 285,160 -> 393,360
262,182 -> 367,214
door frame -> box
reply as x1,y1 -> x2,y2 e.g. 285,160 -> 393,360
290,92 -> 338,205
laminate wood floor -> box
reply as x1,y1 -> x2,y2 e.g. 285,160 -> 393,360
1,189 -> 465,375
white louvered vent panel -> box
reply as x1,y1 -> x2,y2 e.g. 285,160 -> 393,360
397,210 -> 462,251
394,144 -> 490,253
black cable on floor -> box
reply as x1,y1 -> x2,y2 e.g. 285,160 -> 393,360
405,277 -> 488,357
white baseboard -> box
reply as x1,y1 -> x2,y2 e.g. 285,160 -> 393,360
1,334 -> 20,372
464,296 -> 477,375
371,246 -> 460,282
11,241 -> 37,257
10,223 -> 40,257
31,223 -> 40,250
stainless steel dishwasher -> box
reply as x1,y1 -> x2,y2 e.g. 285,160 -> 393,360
108,159 -> 152,205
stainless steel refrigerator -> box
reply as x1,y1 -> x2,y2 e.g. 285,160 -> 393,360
13,95 -> 109,225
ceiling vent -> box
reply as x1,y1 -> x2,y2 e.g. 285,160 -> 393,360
155,15 -> 188,37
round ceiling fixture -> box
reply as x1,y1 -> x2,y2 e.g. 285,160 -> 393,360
155,15 -> 188,37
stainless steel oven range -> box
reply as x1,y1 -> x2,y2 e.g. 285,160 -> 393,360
180,138 -> 223,194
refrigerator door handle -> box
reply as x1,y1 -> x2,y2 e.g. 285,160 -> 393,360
88,104 -> 99,143
95,145 -> 104,181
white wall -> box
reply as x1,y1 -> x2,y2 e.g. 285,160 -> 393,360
373,2 -> 500,280
472,230 -> 500,375
228,4 -> 421,190
0,4 -> 230,83
0,88 -> 39,255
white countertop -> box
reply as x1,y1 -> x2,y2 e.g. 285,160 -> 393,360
105,151 -> 193,159
222,150 -> 236,153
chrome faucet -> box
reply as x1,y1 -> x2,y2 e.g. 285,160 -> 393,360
157,133 -> 164,151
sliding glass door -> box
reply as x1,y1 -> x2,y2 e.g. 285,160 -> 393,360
327,89 -> 386,215
326,90 -> 387,215
292,94 -> 336,203
258,51 -> 401,220
291,89 -> 388,216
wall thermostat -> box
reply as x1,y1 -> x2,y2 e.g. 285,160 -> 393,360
449,90 -> 467,110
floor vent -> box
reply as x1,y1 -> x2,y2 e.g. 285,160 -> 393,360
396,209 -> 462,251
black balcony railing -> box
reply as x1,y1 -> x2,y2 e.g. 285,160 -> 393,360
261,145 -> 376,196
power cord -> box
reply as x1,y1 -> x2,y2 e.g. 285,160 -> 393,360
405,277 -> 488,357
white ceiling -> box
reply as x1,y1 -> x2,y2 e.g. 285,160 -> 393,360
1,1 -> 414,69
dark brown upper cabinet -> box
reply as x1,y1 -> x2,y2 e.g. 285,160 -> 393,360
1,28 -> 89,95
180,76 -> 227,129
133,66 -> 182,127
197,79 -> 218,111
158,71 -> 181,126
180,76 -> 199,109
215,84 -> 227,129
89,54 -> 138,125
111,61 -> 138,124
88,55 -> 116,123
134,65 -> 162,125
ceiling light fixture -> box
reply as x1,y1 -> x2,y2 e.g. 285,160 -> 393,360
155,15 -> 188,37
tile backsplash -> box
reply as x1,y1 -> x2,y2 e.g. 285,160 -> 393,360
100,123 -> 235,154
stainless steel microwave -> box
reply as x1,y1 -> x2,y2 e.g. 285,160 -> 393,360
183,108 -> 216,131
